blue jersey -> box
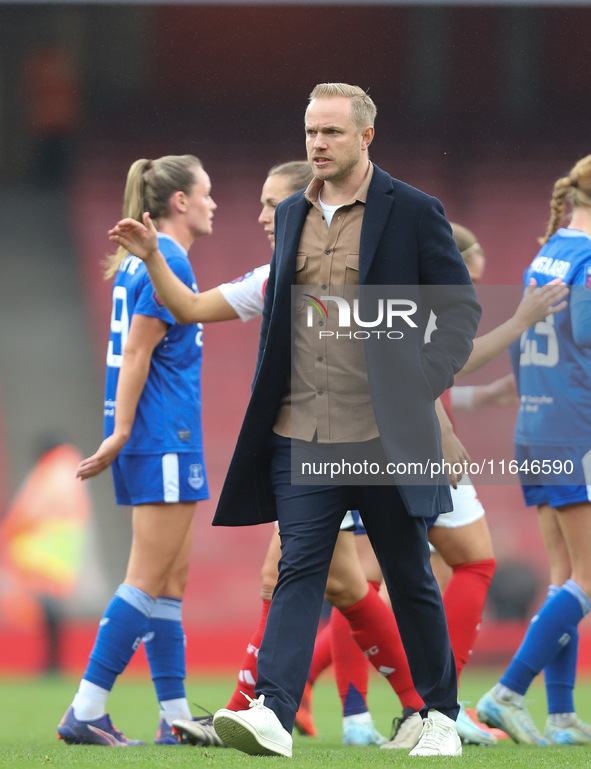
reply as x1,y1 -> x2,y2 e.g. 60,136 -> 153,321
513,228 -> 591,447
104,233 -> 204,455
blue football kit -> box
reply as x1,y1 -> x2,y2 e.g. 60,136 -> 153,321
512,228 -> 591,506
104,232 -> 209,505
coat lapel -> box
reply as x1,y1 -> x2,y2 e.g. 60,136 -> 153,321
359,165 -> 395,284
275,193 -> 310,294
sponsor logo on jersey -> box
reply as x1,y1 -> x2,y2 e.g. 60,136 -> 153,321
230,270 -> 255,284
153,291 -> 165,307
188,463 -> 205,490
178,430 -> 191,441
142,631 -> 155,644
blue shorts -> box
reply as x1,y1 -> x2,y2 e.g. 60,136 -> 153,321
112,452 -> 210,506
515,444 -> 591,509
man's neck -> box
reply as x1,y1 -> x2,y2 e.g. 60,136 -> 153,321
320,158 -> 371,206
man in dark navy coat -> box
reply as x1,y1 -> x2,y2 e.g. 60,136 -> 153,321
213,84 -> 481,758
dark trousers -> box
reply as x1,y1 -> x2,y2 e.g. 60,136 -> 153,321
255,433 -> 458,732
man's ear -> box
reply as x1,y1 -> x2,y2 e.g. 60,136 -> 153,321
361,126 -> 375,151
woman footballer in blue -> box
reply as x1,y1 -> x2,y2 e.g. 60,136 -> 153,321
477,154 -> 591,746
57,155 -> 219,747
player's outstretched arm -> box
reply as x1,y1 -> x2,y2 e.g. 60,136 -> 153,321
451,374 -> 519,412
108,213 -> 238,323
457,278 -> 568,377
76,314 -> 166,480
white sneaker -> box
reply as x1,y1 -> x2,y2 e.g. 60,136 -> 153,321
408,709 -> 462,756
381,708 -> 424,749
213,694 -> 293,758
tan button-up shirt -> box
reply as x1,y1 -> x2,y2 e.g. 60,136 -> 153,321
273,162 -> 380,443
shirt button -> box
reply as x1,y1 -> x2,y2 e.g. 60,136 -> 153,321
317,356 -> 323,362
322,284 -> 327,290
319,320 -> 324,326
325,249 -> 330,255
318,390 -> 323,395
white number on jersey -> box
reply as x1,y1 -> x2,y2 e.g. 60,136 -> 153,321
106,285 -> 130,368
195,322 -> 203,347
520,313 -> 559,368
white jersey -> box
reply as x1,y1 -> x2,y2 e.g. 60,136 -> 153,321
218,264 -> 270,322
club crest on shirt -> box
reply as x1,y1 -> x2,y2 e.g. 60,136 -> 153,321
188,463 -> 205,490
586,264 -> 591,289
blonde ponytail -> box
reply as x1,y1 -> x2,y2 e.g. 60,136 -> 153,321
104,159 -> 152,279
104,154 -> 202,279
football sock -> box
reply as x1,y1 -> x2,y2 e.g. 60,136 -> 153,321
71,679 -> 110,722
73,584 -> 155,720
548,712 -> 577,727
308,619 -> 333,685
144,596 -> 191,723
343,710 -> 372,726
543,585 -> 579,715
330,605 -> 369,716
159,697 -> 192,725
225,598 -> 271,711
340,581 -> 424,713
500,580 -> 591,696
442,558 -> 496,680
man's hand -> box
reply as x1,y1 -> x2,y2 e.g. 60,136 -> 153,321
108,212 -> 159,262
76,434 -> 128,479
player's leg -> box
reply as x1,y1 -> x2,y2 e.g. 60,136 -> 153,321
478,497 -> 591,745
543,500 -> 591,744
325,529 -> 423,746
428,516 -> 495,681
145,518 -> 194,743
59,498 -> 195,746
324,531 -> 380,746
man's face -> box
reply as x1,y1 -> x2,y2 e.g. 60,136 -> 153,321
258,174 -> 295,250
305,97 -> 366,184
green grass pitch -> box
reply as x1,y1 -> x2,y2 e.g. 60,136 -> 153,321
1,670 -> 590,767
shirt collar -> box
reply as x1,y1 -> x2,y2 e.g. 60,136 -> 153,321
157,231 -> 188,257
304,161 -> 374,207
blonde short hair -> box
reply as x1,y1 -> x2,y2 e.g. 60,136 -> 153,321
308,83 -> 377,132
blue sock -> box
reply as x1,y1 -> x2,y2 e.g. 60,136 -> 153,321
343,683 -> 368,717
144,597 -> 186,702
501,580 -> 590,696
544,585 -> 579,714
84,584 -> 155,691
